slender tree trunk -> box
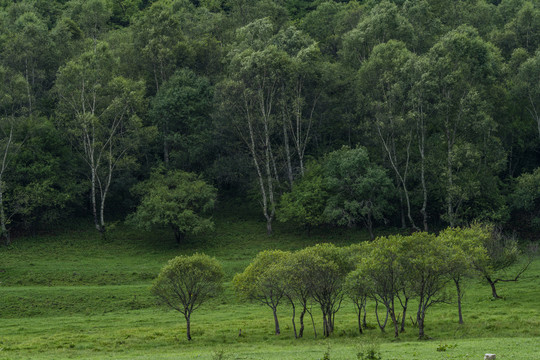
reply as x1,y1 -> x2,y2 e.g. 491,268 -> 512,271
390,308 -> 399,338
283,120 -> 293,188
173,227 -> 184,245
246,112 -> 272,235
362,301 -> 367,328
418,315 -> 425,339
308,308 -> 317,339
185,313 -> 192,341
289,298 -> 297,338
400,297 -> 408,333
0,182 -> 9,246
454,277 -> 464,324
91,167 -> 100,232
367,212 -> 374,240
163,121 -> 169,166
446,124 -> 455,227
273,307 -> 280,335
485,276 -> 501,299
0,127 -> 11,246
375,300 -> 388,332
355,303 -> 363,334
298,302 -> 307,338
417,109 -> 428,231
322,313 -> 329,337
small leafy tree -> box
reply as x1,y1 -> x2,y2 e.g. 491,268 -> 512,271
400,232 -> 451,339
512,167 -> 540,230
273,250 -> 317,338
233,250 -> 290,335
357,235 -> 405,338
151,253 -> 224,341
278,163 -> 328,233
301,243 -> 354,337
474,225 -> 535,299
128,167 -> 217,244
438,225 -> 488,324
345,268 -> 370,334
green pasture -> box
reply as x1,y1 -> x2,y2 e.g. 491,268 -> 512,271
0,213 -> 538,359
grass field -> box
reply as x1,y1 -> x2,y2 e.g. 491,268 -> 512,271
0,208 -> 538,360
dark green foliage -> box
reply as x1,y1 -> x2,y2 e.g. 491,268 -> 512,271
322,147 -> 394,239
128,167 -> 217,244
0,0 -> 539,237
150,68 -> 214,171
512,167 -> 540,228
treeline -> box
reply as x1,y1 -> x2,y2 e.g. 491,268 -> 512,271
0,0 -> 539,242
234,225 -> 533,339
153,225 -> 534,341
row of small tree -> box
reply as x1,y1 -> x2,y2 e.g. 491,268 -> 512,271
152,224 -> 534,340
233,225 -> 533,339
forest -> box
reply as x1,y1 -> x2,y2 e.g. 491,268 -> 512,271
0,0 -> 539,243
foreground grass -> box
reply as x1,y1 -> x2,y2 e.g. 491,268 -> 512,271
0,209 -> 538,359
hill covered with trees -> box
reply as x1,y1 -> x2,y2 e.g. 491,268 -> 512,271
0,0 -> 539,242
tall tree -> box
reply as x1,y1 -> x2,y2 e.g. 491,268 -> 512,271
0,66 -> 28,245
56,41 -> 149,235
421,26 -> 505,226
358,40 -> 419,230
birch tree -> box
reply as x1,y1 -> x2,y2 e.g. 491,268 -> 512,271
422,26 -> 504,226
0,67 -> 27,245
358,40 -> 419,231
219,19 -> 289,235
56,41 -> 148,235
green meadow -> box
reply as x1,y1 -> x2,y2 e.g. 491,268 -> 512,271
1,211 -> 538,360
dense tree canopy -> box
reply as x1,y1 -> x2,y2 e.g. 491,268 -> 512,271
0,0 -> 538,238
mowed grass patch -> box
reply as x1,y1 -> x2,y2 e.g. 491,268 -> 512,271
0,209 -> 538,359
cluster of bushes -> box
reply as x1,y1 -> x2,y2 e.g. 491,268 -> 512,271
152,225 -> 534,340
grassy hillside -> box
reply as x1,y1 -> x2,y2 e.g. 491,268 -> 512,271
0,210 -> 538,359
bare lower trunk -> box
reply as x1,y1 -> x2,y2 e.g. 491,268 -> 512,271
446,126 -> 455,227
356,304 -> 363,334
298,305 -> 306,338
185,313 -> 192,341
417,301 -> 427,339
390,309 -> 399,338
91,167 -> 100,232
486,276 -> 501,299
362,302 -> 367,328
308,308 -> 317,338
273,308 -> 280,335
454,277 -> 464,324
173,227 -> 184,245
283,121 -> 293,188
375,300 -> 389,332
289,298 -> 297,338
400,297 -> 408,333
266,217 -> 273,235
322,313 -> 329,337
418,315 -> 425,339
0,183 -> 9,246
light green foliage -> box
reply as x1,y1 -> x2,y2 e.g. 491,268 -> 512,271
128,167 -> 217,244
0,216 -> 540,358
300,243 -> 353,337
151,253 -> 223,340
399,232 -> 451,338
357,235 -> 406,338
233,250 -> 290,334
